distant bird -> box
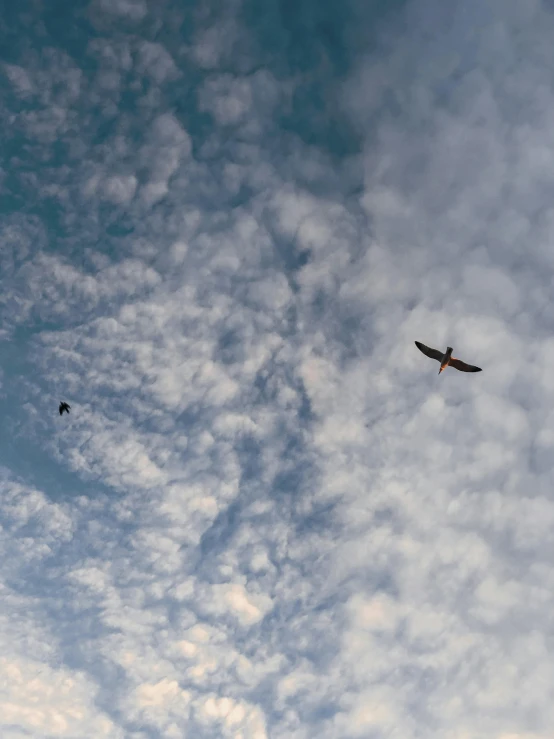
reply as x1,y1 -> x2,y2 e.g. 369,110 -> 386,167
415,341 -> 482,374
59,401 -> 71,415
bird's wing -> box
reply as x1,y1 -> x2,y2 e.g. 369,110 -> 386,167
66,404 -> 71,409
449,357 -> 482,373
59,408 -> 63,415
415,341 -> 443,362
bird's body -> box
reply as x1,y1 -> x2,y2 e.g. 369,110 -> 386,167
415,341 -> 482,374
59,401 -> 71,415
439,346 -> 453,374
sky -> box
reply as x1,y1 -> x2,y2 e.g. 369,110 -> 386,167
0,0 -> 554,737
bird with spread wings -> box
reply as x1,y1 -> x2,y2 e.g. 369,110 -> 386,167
415,341 -> 482,374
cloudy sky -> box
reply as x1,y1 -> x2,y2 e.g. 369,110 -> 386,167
1,0 -> 554,736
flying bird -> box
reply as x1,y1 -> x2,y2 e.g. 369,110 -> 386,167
59,401 -> 71,415
415,341 -> 482,374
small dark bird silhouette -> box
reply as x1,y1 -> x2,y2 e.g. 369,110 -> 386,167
415,341 -> 482,374
59,401 -> 71,415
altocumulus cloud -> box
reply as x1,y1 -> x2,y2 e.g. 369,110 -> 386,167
1,0 -> 554,737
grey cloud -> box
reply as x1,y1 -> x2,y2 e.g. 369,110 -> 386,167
94,0 -> 148,22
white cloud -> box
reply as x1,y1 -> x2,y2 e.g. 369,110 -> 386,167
138,114 -> 192,205
199,70 -> 281,129
4,64 -> 34,96
187,8 -> 243,71
137,42 -> 178,84
0,658 -> 118,738
102,174 -> 138,204
4,0 -> 554,736
219,582 -> 273,625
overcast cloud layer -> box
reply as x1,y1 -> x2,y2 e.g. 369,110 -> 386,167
1,0 -> 554,736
